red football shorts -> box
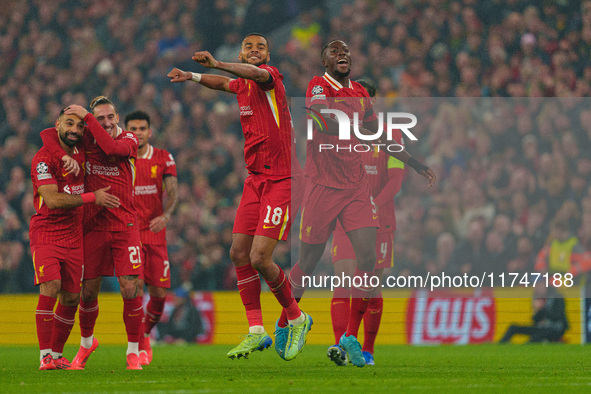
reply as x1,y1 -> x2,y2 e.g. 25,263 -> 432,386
140,243 -> 171,288
233,173 -> 294,241
299,181 -> 378,245
31,244 -> 83,293
331,223 -> 395,270
83,229 -> 143,279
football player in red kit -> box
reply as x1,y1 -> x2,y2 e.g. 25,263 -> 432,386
167,33 -> 310,361
125,110 -> 178,365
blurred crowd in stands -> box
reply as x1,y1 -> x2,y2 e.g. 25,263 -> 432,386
1,0 -> 591,293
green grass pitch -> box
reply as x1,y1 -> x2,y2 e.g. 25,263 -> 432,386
1,344 -> 590,393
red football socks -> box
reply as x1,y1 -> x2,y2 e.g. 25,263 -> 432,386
144,296 -> 166,334
123,296 -> 143,343
78,298 -> 99,338
51,302 -> 77,353
346,268 -> 375,338
36,294 -> 57,351
331,287 -> 351,344
362,294 -> 383,354
265,268 -> 301,320
236,264 -> 263,327
277,262 -> 307,327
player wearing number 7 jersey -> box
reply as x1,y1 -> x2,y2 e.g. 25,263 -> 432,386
40,97 -> 144,370
167,33 -> 311,361
125,111 -> 178,366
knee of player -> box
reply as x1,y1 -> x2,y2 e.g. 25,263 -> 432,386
118,276 -> 139,298
59,292 -> 81,307
357,249 -> 377,270
249,251 -> 272,271
229,245 -> 250,266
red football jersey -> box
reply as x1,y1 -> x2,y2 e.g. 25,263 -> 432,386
362,129 -> 405,232
134,145 -> 177,245
228,64 -> 300,176
305,73 -> 378,189
30,140 -> 85,247
82,115 -> 138,232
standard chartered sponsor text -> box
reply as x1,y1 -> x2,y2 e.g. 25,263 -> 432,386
302,271 -> 574,291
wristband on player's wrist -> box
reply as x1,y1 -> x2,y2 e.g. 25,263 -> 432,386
191,72 -> 202,83
408,157 -> 429,174
81,192 -> 96,204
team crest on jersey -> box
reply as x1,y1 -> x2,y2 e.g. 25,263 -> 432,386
311,85 -> 324,95
151,165 -> 158,178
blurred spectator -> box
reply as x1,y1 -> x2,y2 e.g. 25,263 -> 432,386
2,1 -> 591,292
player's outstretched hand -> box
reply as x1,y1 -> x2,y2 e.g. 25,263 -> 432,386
61,155 -> 80,177
192,51 -> 218,68
421,168 -> 437,189
94,186 -> 120,208
64,104 -> 89,120
167,68 -> 192,83
149,214 -> 170,233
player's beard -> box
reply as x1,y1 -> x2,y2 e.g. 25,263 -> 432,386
242,57 -> 266,67
334,68 -> 351,78
59,131 -> 79,147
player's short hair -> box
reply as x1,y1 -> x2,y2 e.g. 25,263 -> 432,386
321,39 -> 342,59
356,79 -> 377,97
124,110 -> 151,128
90,96 -> 116,113
242,32 -> 270,50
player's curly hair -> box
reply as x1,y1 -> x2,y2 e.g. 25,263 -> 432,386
90,96 -> 116,112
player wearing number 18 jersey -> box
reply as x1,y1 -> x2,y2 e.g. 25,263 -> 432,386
126,110 -> 178,365
168,33 -> 310,361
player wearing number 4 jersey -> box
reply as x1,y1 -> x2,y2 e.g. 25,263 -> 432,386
125,111 -> 178,366
168,33 -> 311,361
41,97 -> 144,370
329,79 -> 405,366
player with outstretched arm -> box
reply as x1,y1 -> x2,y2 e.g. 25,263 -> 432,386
167,33 -> 310,361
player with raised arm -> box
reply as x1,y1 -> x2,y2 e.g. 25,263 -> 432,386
32,108 -> 119,370
167,33 -> 311,361
280,40 -> 435,367
328,79 -> 405,366
40,97 -> 144,370
125,110 -> 178,365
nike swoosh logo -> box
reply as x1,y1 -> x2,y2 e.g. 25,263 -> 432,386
129,313 -> 141,317
62,173 -> 69,177
159,277 -> 169,282
44,318 -> 53,322
334,98 -> 346,102
369,310 -> 381,314
132,264 -> 141,269
373,215 -> 379,220
263,225 -> 276,229
377,259 -> 385,265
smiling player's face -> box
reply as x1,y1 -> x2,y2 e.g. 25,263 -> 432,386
239,35 -> 270,67
56,113 -> 84,148
322,40 -> 351,78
